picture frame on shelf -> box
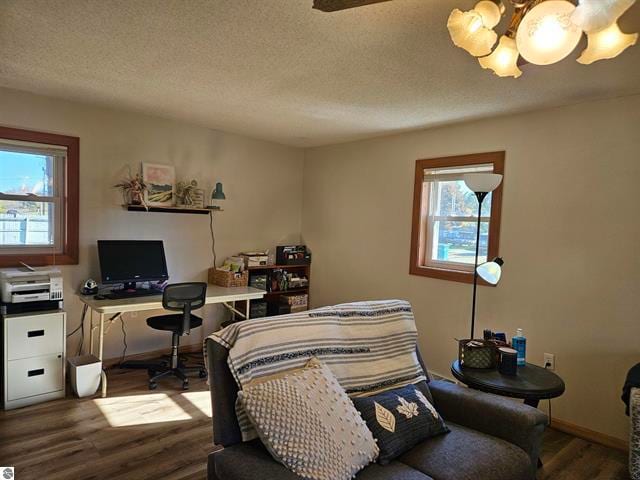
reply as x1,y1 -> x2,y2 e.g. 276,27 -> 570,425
192,188 -> 205,209
142,163 -> 175,207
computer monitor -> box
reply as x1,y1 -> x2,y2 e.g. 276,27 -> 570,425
97,240 -> 169,290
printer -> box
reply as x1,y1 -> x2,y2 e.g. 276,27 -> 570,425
0,267 -> 63,314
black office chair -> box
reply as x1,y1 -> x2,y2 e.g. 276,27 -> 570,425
146,282 -> 208,390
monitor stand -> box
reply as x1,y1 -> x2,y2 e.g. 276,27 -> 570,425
104,282 -> 158,300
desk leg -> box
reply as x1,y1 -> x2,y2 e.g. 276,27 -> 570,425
246,299 -> 250,320
98,313 -> 107,398
89,308 -> 94,355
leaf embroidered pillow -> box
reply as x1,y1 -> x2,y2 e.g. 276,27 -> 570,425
238,358 -> 379,480
352,382 -> 449,465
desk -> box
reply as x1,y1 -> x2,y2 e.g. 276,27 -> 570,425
78,285 -> 265,397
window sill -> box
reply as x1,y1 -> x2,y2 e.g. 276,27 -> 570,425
409,264 -> 496,286
0,252 -> 78,268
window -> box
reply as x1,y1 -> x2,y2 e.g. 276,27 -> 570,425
0,126 -> 79,267
410,152 -> 504,284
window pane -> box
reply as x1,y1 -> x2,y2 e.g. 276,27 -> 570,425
431,220 -> 489,265
0,200 -> 55,246
0,150 -> 55,196
432,180 -> 492,218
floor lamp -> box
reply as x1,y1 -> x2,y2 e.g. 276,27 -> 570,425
463,173 -> 503,339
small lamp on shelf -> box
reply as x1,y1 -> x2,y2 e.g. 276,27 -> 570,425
208,182 -> 226,210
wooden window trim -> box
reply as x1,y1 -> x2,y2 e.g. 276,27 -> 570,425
0,126 -> 79,267
409,152 -> 504,285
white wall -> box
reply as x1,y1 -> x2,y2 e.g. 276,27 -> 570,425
302,95 -> 640,442
0,87 -> 304,359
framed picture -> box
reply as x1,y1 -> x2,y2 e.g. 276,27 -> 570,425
142,163 -> 175,206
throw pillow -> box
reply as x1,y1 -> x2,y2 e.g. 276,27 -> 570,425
352,382 -> 449,465
238,358 -> 379,480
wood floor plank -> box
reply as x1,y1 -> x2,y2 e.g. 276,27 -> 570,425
0,366 -> 631,480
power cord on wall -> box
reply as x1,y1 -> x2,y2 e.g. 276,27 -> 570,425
119,314 -> 128,365
209,210 -> 218,268
544,361 -> 553,425
67,303 -> 88,356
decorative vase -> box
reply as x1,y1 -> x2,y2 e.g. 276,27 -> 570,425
130,191 -> 142,205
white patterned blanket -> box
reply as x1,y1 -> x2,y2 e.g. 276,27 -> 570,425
207,299 -> 427,441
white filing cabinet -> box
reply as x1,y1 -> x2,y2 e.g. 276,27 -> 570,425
2,310 -> 66,410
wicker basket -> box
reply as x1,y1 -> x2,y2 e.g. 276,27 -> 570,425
458,339 -> 499,369
209,268 -> 249,287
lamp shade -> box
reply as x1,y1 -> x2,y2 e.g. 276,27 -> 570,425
447,7 -> 498,57
577,22 -> 638,64
211,182 -> 226,200
477,257 -> 504,285
516,0 -> 582,65
463,173 -> 503,193
479,35 -> 523,78
571,0 -> 636,33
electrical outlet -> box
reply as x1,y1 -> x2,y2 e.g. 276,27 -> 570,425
544,353 -> 555,370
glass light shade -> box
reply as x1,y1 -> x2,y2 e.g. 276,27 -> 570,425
515,0 -> 582,65
571,0 -> 636,33
474,1 -> 505,29
463,173 -> 503,193
447,8 -> 498,57
477,257 -> 504,285
577,22 -> 638,64
479,35 -> 523,78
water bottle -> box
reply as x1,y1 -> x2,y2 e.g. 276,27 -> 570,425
511,328 -> 527,366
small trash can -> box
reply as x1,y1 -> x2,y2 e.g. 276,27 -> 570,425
68,355 -> 102,398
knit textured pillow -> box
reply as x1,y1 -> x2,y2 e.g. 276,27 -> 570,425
352,383 -> 449,465
238,358 -> 379,480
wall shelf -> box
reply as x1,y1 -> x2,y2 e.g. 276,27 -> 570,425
124,205 -> 221,215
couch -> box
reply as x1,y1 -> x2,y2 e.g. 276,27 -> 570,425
205,338 -> 548,480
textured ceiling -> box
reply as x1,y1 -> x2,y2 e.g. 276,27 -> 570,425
1,0 -> 639,147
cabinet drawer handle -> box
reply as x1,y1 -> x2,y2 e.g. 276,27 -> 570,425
28,368 -> 45,377
28,329 -> 45,338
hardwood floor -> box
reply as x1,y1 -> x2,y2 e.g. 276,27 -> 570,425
0,367 -> 630,480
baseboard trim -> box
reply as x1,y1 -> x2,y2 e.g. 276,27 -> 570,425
101,343 -> 203,369
550,418 -> 629,452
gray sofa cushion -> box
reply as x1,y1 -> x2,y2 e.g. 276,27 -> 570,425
211,440 -> 434,480
398,422 -> 532,480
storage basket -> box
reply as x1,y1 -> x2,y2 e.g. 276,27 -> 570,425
209,268 -> 249,287
458,339 -> 499,369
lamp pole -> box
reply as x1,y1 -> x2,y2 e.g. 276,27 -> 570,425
470,191 -> 488,340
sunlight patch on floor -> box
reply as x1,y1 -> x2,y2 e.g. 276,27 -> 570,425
93,393 -> 193,427
181,391 -> 213,418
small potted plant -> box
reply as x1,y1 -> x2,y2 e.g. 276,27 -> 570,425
114,170 -> 148,209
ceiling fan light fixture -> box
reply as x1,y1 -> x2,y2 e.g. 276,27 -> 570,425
515,0 -> 582,65
447,8 -> 499,57
479,35 -> 523,78
571,0 -> 637,33
577,21 -> 638,64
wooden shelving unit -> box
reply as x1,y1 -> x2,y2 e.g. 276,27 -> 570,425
247,264 -> 311,317
125,205 -> 222,215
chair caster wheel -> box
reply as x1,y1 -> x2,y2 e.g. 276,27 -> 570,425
199,369 -> 207,378
182,381 -> 189,390
149,382 -> 157,390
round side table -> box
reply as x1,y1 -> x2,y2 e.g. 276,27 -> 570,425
451,360 -> 565,408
